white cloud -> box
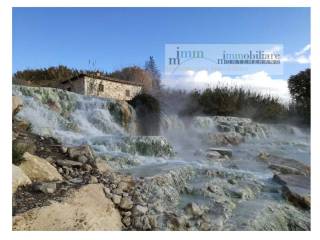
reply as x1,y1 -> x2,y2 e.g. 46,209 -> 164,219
162,70 -> 290,103
282,44 -> 311,64
295,44 -> 310,56
162,45 -> 311,103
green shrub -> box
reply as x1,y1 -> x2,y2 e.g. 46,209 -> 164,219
12,142 -> 27,165
181,86 -> 290,123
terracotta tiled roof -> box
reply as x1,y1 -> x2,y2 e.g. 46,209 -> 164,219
61,73 -> 143,86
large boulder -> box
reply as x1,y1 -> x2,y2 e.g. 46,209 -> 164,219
12,184 -> 122,230
273,174 -> 310,209
12,165 -> 31,193
12,96 -> 23,115
259,154 -> 310,176
19,152 -> 63,182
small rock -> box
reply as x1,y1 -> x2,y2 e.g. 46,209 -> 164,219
120,197 -> 134,210
117,181 -> 129,192
133,195 -> 146,206
122,211 -> 132,217
77,155 -> 88,164
207,147 -> 232,157
112,188 -> 123,195
148,215 -> 158,229
68,145 -> 94,161
112,194 -> 122,205
61,146 -> 68,154
206,151 -> 223,160
68,167 -> 74,174
32,182 -> 57,194
63,167 -> 70,175
184,185 -> 193,194
133,215 -> 151,230
103,187 -> 112,198
200,221 -> 211,231
153,202 -> 164,213
122,216 -> 131,227
207,185 -> 219,193
227,186 -> 245,199
69,178 -> 83,184
258,152 -> 270,161
82,164 -> 92,172
69,171 -> 77,178
46,157 -> 54,164
228,179 -> 237,185
56,159 -> 83,167
132,205 -> 148,216
95,157 -> 112,174
170,215 -> 187,229
89,176 -> 98,184
184,202 -> 203,217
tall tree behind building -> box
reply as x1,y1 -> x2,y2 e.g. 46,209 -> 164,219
145,56 -> 161,92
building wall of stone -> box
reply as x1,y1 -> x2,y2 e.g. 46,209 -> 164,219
84,76 -> 142,101
59,78 -> 85,94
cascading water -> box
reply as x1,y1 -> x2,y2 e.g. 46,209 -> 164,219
13,85 -> 310,230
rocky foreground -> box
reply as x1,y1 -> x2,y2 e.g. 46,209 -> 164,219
12,87 -> 311,231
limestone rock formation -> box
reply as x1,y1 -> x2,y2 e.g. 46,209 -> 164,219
12,164 -> 31,193
273,174 -> 310,209
12,96 -> 23,115
260,154 -> 310,176
19,152 -> 63,182
13,184 -> 122,230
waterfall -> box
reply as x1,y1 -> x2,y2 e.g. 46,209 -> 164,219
13,85 -> 174,167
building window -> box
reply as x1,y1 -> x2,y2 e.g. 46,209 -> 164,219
126,89 -> 130,97
98,83 -> 104,92
67,87 -> 71,91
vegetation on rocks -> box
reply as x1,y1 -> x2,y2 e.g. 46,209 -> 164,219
12,142 -> 28,165
288,68 -> 310,125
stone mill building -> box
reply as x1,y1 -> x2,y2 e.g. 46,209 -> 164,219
59,73 -> 142,101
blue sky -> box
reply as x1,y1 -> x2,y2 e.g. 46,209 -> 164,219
13,7 -> 310,97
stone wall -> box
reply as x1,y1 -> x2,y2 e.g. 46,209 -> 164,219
84,76 -> 142,101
